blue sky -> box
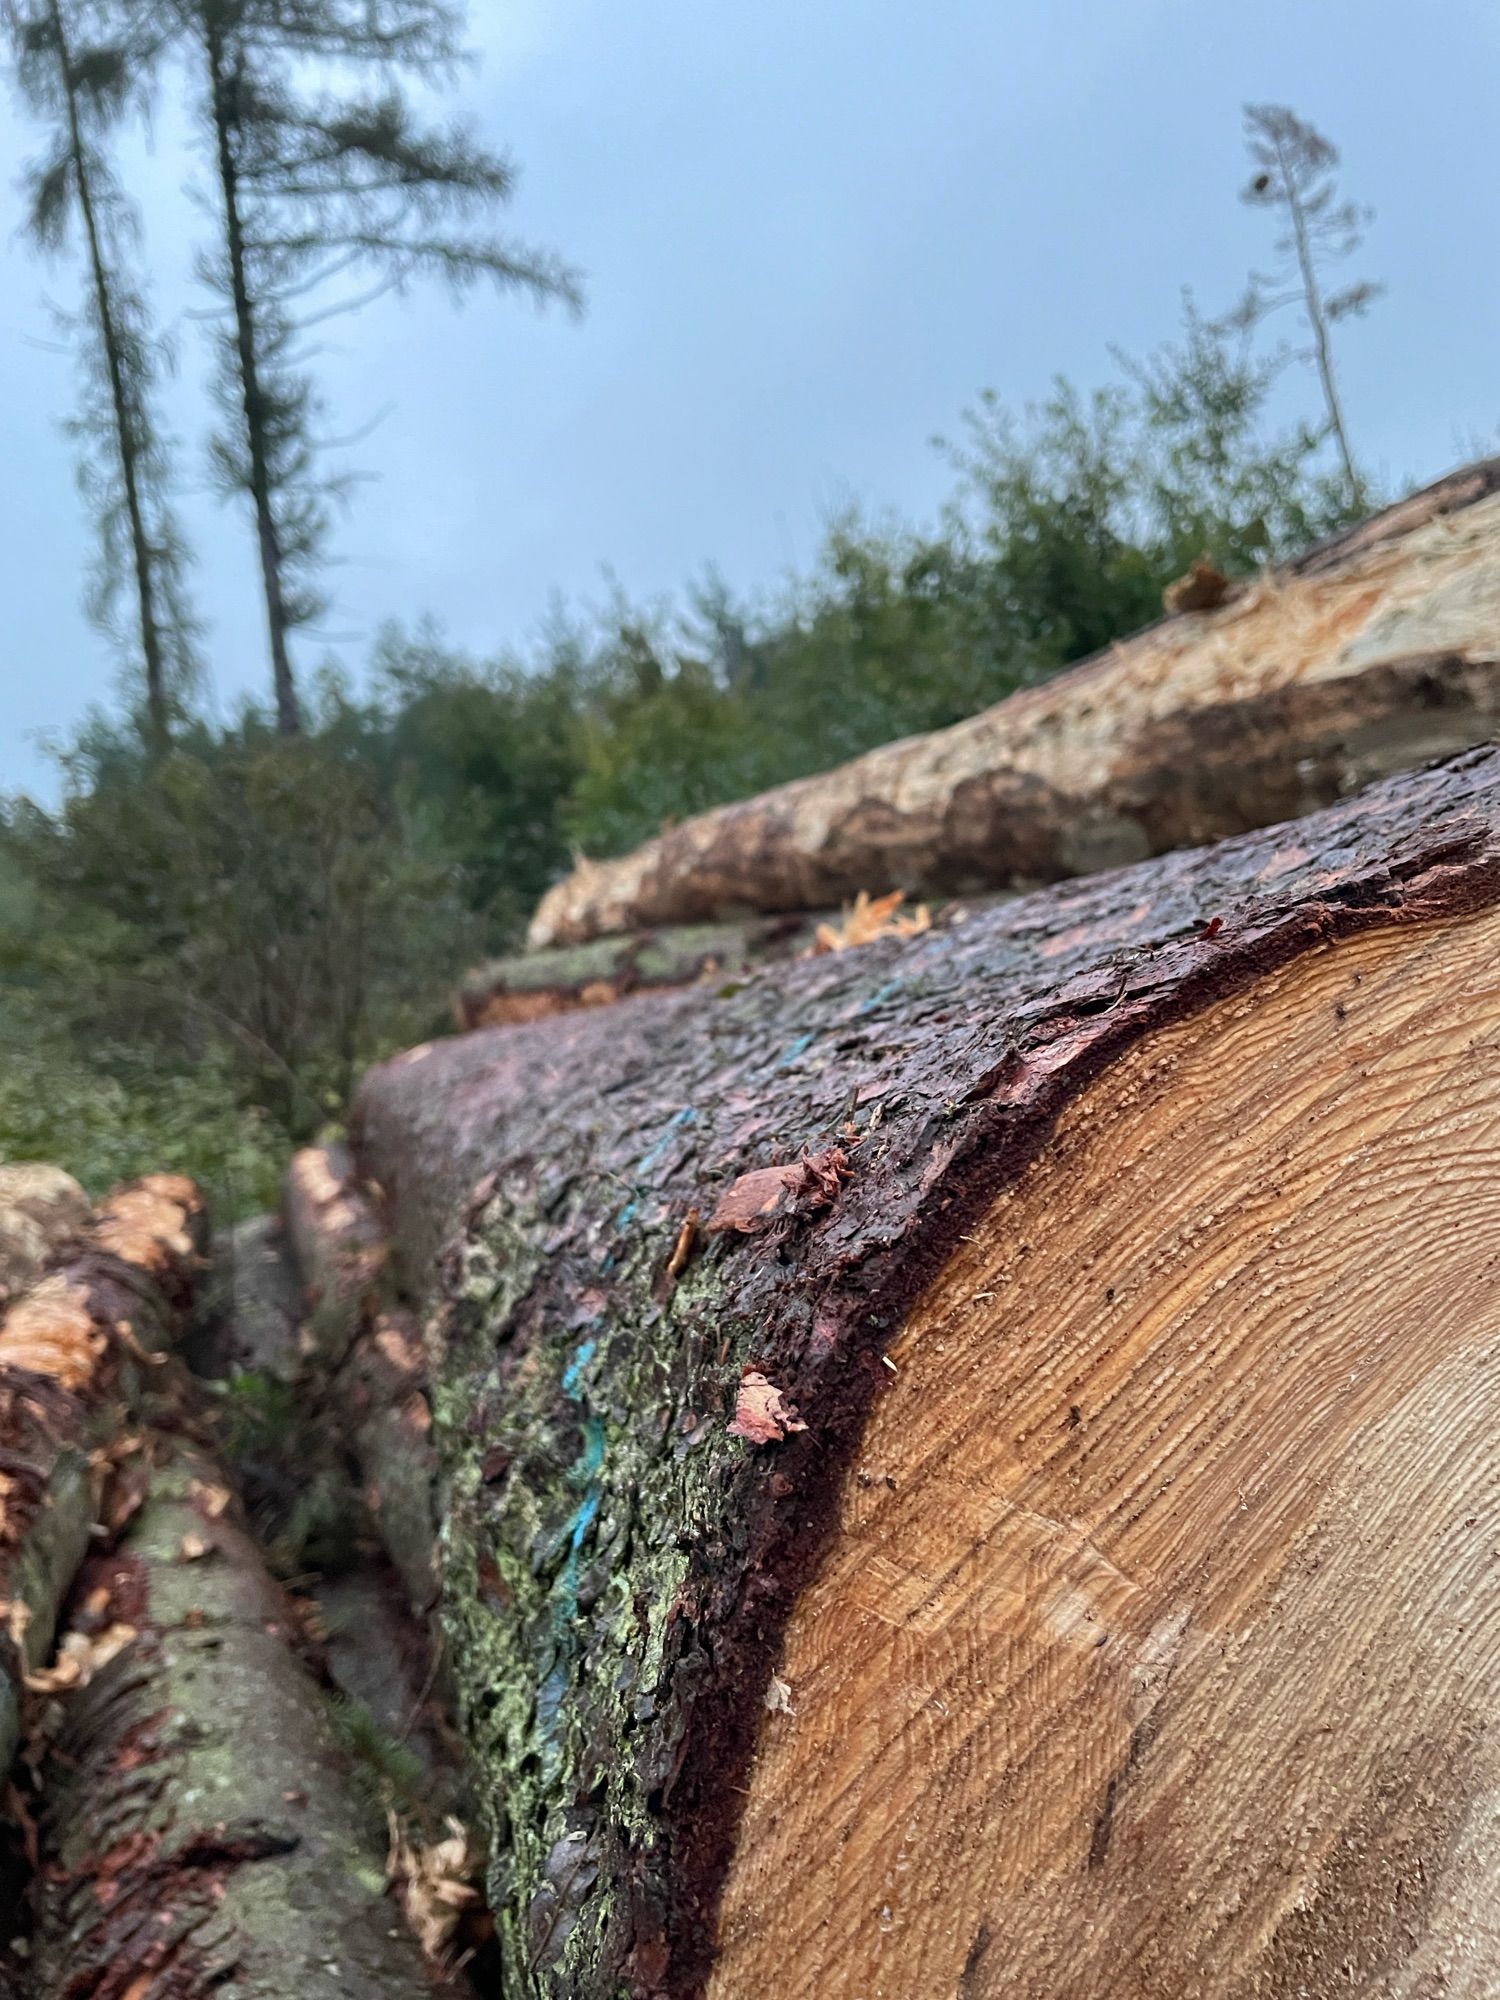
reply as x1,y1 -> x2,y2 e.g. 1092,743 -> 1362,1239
2,0 -> 1497,795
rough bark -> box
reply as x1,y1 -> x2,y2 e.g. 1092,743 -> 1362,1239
456,915 -> 825,1032
353,744 -> 1500,1998
32,1430 -> 436,2000
0,1174 -> 205,1779
529,459 -> 1500,947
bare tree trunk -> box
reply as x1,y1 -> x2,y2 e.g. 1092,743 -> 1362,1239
47,0 -> 171,745
203,21 -> 301,737
1275,125 -> 1363,511
355,744 -> 1500,1998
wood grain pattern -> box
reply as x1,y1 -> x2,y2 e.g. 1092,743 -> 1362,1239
715,909 -> 1500,2000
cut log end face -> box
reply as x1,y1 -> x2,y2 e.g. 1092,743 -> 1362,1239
711,909 -> 1500,1999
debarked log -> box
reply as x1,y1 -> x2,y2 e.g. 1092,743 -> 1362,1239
529,458 -> 1500,948
355,744 -> 1500,1998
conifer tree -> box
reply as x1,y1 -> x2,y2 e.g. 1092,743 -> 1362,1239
177,0 -> 580,732
5,0 -> 198,747
1230,104 -> 1381,511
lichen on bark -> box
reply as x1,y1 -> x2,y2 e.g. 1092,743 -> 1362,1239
356,744 -> 1500,1997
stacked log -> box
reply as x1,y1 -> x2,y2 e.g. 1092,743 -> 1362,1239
354,745 -> 1500,1997
529,459 -> 1500,949
32,1433 -> 438,2000
0,1177 -> 446,1997
0,1175 -> 205,1776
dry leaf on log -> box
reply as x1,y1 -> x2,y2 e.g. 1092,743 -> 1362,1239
727,1370 -> 806,1446
387,1812 -> 483,1962
813,890 -> 931,955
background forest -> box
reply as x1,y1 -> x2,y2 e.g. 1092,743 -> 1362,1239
0,2 -> 1407,1214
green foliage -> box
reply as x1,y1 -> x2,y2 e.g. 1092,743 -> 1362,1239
4,705 -> 466,1128
0,988 -> 282,1215
0,292 -> 1377,1196
326,1693 -> 428,1815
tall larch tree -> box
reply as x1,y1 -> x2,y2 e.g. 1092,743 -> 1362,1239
174,0 -> 580,734
1230,103 -> 1381,512
4,0 -> 199,748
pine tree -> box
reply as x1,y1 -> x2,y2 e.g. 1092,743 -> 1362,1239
1229,104 -> 1381,512
176,0 -> 581,733
5,0 -> 199,747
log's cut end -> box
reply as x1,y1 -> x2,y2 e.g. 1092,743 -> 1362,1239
713,907 -> 1500,2000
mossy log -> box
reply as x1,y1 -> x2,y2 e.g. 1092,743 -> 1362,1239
0,1174 -> 205,1778
529,459 -> 1500,947
32,1430 -> 437,2000
355,745 -> 1500,1998
189,1205 -> 464,1815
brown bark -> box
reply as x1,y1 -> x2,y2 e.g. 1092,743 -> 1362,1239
529,459 -> 1500,948
353,744 -> 1500,1997
31,1430 -> 437,2000
0,1174 -> 205,1779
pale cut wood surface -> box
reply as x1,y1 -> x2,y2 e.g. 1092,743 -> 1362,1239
714,908 -> 1500,2000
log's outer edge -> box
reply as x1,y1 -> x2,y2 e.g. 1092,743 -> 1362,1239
526,458 -> 1500,948
353,746 -> 1500,1998
0,1176 -> 207,1774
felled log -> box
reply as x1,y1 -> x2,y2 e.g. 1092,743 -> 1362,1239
0,1163 -> 89,1308
284,1145 -> 439,1613
456,914 -> 823,1031
188,1205 -> 465,1819
354,744 -> 1500,1998
0,1174 -> 205,1778
32,1431 -> 438,2000
529,459 -> 1500,947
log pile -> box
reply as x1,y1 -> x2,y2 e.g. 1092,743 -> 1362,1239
352,744 -> 1500,1996
10,474 -> 1500,2000
529,459 -> 1500,948
0,1175 -> 454,1998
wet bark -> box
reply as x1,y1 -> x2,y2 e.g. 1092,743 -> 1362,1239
528,460 -> 1500,948
0,1175 -> 205,1778
352,745 -> 1500,1996
32,1432 -> 435,2000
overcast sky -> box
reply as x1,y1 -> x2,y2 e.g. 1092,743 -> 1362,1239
2,0 -> 1496,796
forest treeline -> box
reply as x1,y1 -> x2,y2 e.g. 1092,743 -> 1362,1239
0,3 -> 1385,1214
